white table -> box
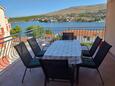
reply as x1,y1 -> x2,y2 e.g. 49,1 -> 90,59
43,40 -> 82,65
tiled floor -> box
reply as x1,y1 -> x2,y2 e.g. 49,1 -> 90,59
0,53 -> 115,86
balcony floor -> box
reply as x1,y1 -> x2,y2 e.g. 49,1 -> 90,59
0,53 -> 115,86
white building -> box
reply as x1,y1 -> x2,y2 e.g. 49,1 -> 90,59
0,5 -> 11,39
0,5 -> 12,69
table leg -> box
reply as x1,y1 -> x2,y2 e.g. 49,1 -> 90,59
76,65 -> 79,85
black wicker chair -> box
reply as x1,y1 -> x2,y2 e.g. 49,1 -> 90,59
39,59 -> 75,86
62,32 -> 75,40
14,42 -> 41,83
27,38 -> 46,57
76,41 -> 112,85
82,36 -> 102,57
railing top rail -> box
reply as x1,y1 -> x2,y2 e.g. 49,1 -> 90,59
25,29 -> 33,33
0,33 -> 21,44
0,38 -> 14,44
24,27 -> 105,32
0,36 -> 21,44
42,26 -> 105,28
0,33 -> 20,40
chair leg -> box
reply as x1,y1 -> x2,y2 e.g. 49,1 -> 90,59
22,68 -> 27,83
76,65 -> 80,85
96,69 -> 104,86
70,80 -> 74,86
29,68 -> 31,72
44,78 -> 47,86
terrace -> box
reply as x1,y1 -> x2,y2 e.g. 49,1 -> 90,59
0,52 -> 115,86
1,0 -> 115,86
0,26 -> 111,86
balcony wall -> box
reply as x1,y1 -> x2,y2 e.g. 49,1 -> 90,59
105,0 -> 115,55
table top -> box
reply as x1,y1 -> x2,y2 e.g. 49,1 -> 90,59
43,40 -> 82,64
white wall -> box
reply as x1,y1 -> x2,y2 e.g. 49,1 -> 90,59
105,0 -> 115,55
0,7 -> 11,37
0,8 -> 6,29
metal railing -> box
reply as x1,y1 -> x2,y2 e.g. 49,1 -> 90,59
25,26 -> 105,44
0,33 -> 21,72
0,26 -> 105,72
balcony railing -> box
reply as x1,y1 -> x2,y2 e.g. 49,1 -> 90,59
25,26 -> 105,46
0,34 -> 19,72
0,26 -> 105,72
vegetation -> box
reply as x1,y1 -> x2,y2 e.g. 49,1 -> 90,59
10,25 -> 21,35
26,25 -> 45,38
50,34 -> 62,43
9,15 -> 46,22
45,29 -> 53,34
80,42 -> 93,46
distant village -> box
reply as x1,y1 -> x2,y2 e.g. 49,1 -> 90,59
30,9 -> 106,22
31,15 -> 105,23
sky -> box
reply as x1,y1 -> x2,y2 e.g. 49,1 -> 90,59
0,0 -> 107,18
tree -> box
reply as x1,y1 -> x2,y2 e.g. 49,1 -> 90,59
50,34 -> 62,43
45,29 -> 53,34
26,25 -> 45,38
10,25 -> 21,35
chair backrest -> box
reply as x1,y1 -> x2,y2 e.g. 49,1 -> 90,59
27,38 -> 42,56
93,41 -> 112,68
14,42 -> 33,67
89,36 -> 102,56
62,32 -> 74,40
39,59 -> 69,79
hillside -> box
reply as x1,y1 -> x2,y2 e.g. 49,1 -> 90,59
9,4 -> 106,22
45,4 -> 106,16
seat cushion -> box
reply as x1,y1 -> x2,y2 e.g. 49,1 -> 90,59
82,50 -> 91,57
28,59 -> 41,68
79,57 -> 96,68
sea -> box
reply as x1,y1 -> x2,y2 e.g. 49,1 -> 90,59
11,21 -> 105,35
